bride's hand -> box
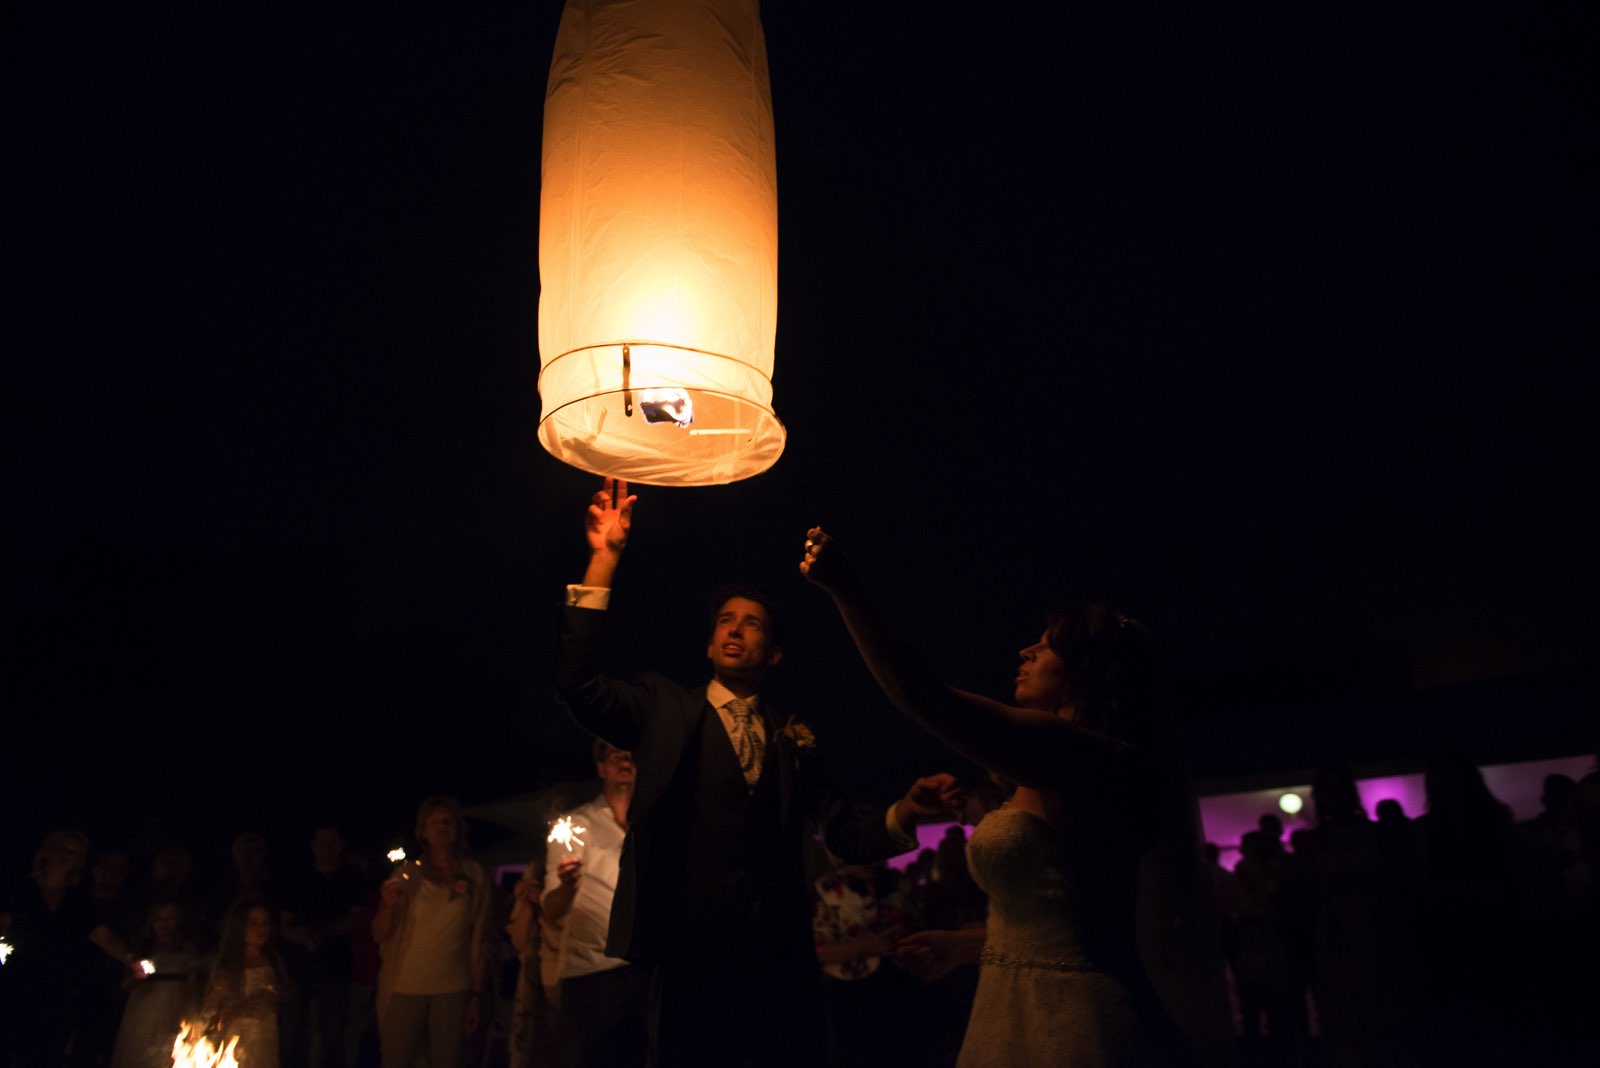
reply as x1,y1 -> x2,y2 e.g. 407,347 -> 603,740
799,526 -> 863,598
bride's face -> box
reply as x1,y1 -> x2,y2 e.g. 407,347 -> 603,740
1014,631 -> 1070,713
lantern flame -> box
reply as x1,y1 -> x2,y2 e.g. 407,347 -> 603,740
170,1021 -> 241,1067
547,815 -> 587,853
640,388 -> 694,428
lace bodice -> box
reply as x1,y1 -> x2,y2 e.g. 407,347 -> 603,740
966,806 -> 1096,969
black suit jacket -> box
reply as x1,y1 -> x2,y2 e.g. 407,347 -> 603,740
555,603 -> 909,965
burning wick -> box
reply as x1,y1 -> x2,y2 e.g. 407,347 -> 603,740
0,936 -> 13,965
547,815 -> 587,853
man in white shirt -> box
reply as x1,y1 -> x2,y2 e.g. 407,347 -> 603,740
541,739 -> 645,1068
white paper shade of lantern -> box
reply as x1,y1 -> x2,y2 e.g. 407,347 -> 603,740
537,0 -> 784,486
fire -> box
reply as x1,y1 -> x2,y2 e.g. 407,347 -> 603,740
547,815 -> 587,853
0,936 -> 13,965
386,846 -> 406,864
170,1021 -> 240,1067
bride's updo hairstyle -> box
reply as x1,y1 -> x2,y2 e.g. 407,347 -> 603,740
1044,602 -> 1176,750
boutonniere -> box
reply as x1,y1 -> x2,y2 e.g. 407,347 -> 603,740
780,715 -> 816,752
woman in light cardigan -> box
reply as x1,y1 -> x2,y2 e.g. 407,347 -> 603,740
372,796 -> 493,1068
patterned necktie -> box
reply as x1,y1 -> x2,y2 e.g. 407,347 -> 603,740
725,698 -> 764,787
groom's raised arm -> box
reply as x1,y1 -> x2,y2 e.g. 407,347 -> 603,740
556,478 -> 649,749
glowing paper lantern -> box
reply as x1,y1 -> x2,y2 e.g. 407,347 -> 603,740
537,0 -> 785,486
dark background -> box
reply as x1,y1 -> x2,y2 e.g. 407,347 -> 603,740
8,3 -> 1595,868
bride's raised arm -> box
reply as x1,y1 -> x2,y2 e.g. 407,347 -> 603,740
800,527 -> 1128,789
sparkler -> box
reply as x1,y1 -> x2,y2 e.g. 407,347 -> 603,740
136,958 -> 156,976
0,936 -> 13,965
547,815 -> 587,853
387,845 -> 421,881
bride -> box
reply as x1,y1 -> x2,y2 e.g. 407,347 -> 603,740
801,527 -> 1222,1066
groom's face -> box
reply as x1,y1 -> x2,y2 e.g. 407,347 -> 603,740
707,596 -> 782,684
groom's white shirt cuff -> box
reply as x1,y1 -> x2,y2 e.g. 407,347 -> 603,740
566,584 -> 611,610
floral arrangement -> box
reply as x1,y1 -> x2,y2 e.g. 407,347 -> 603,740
780,716 -> 816,751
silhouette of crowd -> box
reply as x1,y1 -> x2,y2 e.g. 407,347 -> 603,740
1209,757 -> 1599,1067
4,750 -> 1596,1068
2,820 -> 384,1068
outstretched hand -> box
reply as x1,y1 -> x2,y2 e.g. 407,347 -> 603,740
586,477 -> 636,557
798,526 -> 862,598
894,773 -> 967,828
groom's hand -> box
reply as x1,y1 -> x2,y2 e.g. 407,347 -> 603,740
586,477 -> 635,557
581,477 -> 636,588
894,773 -> 966,827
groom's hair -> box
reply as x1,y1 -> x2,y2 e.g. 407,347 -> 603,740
705,582 -> 783,648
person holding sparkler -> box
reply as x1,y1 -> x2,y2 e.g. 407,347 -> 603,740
538,739 -> 646,1068
371,796 -> 492,1068
109,897 -> 198,1068
0,828 -> 142,1068
800,528 -> 1229,1067
555,477 -> 962,1068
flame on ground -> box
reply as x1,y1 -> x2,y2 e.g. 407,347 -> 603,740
170,1021 -> 241,1067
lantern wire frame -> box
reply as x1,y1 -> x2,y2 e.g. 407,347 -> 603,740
537,339 -> 785,487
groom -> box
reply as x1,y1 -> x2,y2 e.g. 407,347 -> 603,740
555,478 -> 958,1068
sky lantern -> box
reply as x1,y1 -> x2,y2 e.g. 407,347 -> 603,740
536,0 -> 784,486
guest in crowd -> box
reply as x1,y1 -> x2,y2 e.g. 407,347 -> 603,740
0,828 -> 139,1068
281,821 -> 370,1068
198,892 -> 292,1068
111,898 -> 200,1068
371,796 -> 493,1068
811,853 -> 923,1068
539,741 -> 646,1068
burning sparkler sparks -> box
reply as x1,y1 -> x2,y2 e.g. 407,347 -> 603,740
387,846 -> 421,881
0,936 -> 13,965
547,815 -> 587,853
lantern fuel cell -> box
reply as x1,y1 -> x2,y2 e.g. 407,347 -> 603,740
639,389 -> 694,427
536,0 -> 785,485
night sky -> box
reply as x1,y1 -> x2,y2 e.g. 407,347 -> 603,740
9,4 -> 1595,868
